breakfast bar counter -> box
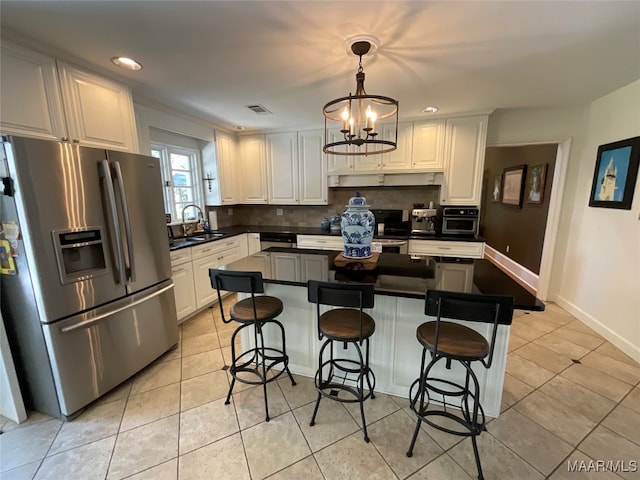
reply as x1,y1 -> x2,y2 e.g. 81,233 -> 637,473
220,248 -> 544,417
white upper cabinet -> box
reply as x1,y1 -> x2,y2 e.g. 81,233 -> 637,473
57,62 -> 138,152
381,121 -> 413,170
203,130 -> 239,206
412,119 -> 445,170
0,41 -> 138,152
0,42 -> 66,141
215,131 -> 239,205
440,115 -> 488,206
298,129 -> 327,205
326,128 -> 354,173
266,131 -> 299,204
238,135 -> 267,203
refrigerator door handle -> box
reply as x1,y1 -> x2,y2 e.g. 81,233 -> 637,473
112,160 -> 136,284
100,159 -> 126,285
60,282 -> 175,333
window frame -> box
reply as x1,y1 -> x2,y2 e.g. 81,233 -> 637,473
151,142 -> 204,223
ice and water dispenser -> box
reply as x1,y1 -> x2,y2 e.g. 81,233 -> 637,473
52,228 -> 108,284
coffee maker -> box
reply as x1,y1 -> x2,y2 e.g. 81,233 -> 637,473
411,206 -> 438,235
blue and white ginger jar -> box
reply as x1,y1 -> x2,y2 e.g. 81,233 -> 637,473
341,193 -> 375,259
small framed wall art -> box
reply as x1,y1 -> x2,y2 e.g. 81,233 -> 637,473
502,165 -> 527,207
525,163 -> 547,204
589,136 -> 640,210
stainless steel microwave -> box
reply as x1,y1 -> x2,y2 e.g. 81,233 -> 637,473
440,207 -> 479,236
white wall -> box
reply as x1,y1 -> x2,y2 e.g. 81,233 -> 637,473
487,82 -> 640,362
556,80 -> 640,361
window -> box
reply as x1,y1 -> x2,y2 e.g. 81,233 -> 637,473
151,143 -> 203,222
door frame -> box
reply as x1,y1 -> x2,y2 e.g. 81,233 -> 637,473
485,138 -> 571,301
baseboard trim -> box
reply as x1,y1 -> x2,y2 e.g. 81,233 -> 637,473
484,246 -> 538,295
550,294 -> 640,363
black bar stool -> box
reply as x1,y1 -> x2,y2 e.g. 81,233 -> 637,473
209,269 -> 296,421
307,280 -> 376,442
406,289 -> 514,480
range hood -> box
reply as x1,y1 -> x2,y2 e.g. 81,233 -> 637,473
328,172 -> 443,188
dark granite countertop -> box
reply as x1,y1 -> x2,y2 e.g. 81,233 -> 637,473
220,247 -> 544,314
169,225 -> 484,250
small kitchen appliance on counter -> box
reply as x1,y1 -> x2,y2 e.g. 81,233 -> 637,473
411,208 -> 438,235
439,206 -> 480,237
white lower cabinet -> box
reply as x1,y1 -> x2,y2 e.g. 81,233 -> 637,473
247,232 -> 261,254
408,239 -> 485,259
170,248 -> 196,323
170,235 -> 244,322
436,262 -> 474,292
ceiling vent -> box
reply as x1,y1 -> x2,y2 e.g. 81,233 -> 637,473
245,104 -> 273,115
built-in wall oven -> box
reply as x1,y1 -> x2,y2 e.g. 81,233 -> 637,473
440,207 -> 480,236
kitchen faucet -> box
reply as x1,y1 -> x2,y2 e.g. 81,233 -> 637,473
181,204 -> 203,235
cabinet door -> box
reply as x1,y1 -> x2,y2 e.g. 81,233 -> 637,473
267,131 -> 299,204
215,130 -> 239,205
436,263 -> 474,293
270,252 -> 301,282
300,254 -> 329,281
412,120 -> 445,170
0,42 -> 66,141
239,135 -> 267,204
193,254 -> 220,309
298,129 -> 328,205
441,115 -> 487,206
171,261 -> 196,322
382,121 -> 413,170
247,233 -> 262,254
326,128 -> 354,173
57,61 -> 138,152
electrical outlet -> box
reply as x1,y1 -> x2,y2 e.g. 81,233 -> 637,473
228,208 -> 233,215
276,208 -> 283,216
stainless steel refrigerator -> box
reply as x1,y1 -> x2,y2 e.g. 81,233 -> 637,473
0,136 -> 178,419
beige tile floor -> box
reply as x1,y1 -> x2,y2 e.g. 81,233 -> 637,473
1,299 -> 639,480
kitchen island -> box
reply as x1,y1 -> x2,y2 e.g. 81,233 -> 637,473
220,248 -> 543,417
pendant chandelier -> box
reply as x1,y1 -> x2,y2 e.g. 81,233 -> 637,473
323,38 -> 399,156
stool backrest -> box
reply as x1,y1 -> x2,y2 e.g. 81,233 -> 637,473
307,280 -> 375,342
425,289 -> 514,367
209,269 -> 264,323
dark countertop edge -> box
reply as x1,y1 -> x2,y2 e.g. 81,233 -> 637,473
262,277 -> 544,313
170,225 -> 485,250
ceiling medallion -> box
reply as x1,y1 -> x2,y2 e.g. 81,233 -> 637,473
322,37 -> 398,156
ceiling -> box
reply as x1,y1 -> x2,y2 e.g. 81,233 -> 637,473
1,1 -> 639,133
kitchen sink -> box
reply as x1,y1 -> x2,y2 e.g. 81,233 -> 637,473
171,233 -> 227,247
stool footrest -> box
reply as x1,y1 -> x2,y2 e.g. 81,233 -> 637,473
230,347 -> 290,386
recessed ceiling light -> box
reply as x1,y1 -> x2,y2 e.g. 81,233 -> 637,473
422,106 -> 439,114
111,56 -> 142,71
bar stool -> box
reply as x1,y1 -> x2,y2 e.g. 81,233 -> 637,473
406,289 -> 514,480
307,280 -> 376,442
209,269 -> 296,421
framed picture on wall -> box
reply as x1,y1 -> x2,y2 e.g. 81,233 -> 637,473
525,163 -> 547,204
491,174 -> 502,202
502,165 -> 527,207
588,136 -> 640,210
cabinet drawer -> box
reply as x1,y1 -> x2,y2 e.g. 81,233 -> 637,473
408,240 -> 484,259
191,236 -> 242,260
170,248 -> 193,266
296,235 -> 343,251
